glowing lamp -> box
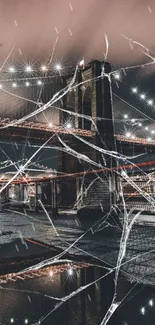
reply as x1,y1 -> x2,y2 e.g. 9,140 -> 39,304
9,67 -> 15,73
66,122 -> 72,128
41,65 -> 48,72
55,64 -> 62,71
37,80 -> 42,86
114,73 -> 120,80
25,66 -> 32,72
49,270 -> 53,277
68,268 -> 73,275
149,299 -> 153,306
132,87 -> 137,93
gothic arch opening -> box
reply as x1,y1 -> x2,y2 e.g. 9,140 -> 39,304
66,90 -> 75,126
83,87 -> 92,130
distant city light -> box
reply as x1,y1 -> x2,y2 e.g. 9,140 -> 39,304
25,81 -> 30,87
41,65 -> 48,72
25,66 -> 32,72
132,87 -> 138,93
145,126 -> 148,130
12,82 -> 17,88
140,307 -> 145,315
151,130 -> 155,134
140,94 -> 146,99
68,268 -> 73,275
9,66 -> 15,73
148,99 -> 153,105
37,80 -> 42,86
10,319 -> 14,323
66,122 -> 72,128
114,73 -> 120,80
149,299 -> 153,307
55,64 -> 62,71
126,132 -> 131,138
124,114 -> 128,119
138,123 -> 142,127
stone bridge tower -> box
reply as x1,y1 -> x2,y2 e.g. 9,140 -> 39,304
57,60 -> 115,212
58,59 -> 115,174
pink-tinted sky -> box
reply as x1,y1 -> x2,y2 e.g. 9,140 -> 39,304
0,0 -> 155,67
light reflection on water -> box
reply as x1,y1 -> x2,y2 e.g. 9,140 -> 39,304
1,212 -> 155,324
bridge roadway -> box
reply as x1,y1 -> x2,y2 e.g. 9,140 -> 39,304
0,118 -> 93,143
0,118 -> 155,147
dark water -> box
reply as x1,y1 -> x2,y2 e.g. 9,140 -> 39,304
1,211 -> 155,324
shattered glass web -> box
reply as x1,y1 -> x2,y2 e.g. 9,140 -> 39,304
1,34 -> 155,325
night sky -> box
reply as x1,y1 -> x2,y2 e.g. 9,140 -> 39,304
0,0 -> 155,66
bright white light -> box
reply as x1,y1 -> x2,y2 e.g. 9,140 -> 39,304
140,94 -> 146,99
149,299 -> 153,306
25,81 -> 30,87
12,82 -> 17,88
126,132 -> 131,138
79,59 -> 85,66
0,84 -> 3,89
132,87 -> 138,93
145,126 -> 148,130
138,123 -> 142,127
41,65 -> 48,72
124,114 -> 128,119
24,319 -> 28,324
151,130 -> 155,134
25,66 -> 32,72
140,307 -> 145,315
49,123 -> 53,127
131,135 -> 135,139
114,73 -> 120,80
66,122 -> 72,128
147,137 -> 151,142
131,119 -> 135,123
49,270 -> 53,277
55,64 -> 62,71
148,99 -> 153,105
68,268 -> 73,275
10,319 -> 14,323
9,67 -> 15,73
37,80 -> 42,86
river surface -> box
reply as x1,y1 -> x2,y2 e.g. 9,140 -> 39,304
1,211 -> 155,324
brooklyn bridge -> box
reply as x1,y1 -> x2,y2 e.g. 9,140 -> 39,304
0,60 -> 155,217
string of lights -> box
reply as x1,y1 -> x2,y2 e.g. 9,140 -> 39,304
113,72 -> 155,141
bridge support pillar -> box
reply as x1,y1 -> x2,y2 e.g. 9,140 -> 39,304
51,180 -> 58,217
